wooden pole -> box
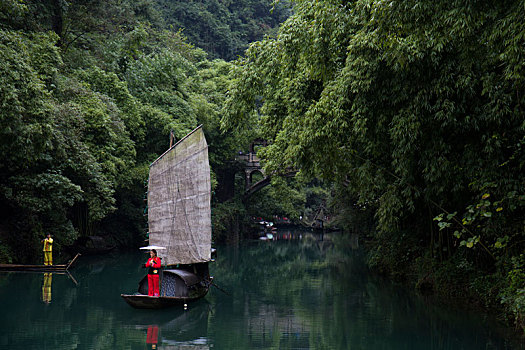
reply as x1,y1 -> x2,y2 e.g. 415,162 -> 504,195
66,253 -> 81,270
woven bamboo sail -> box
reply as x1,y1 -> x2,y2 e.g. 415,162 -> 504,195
147,126 -> 211,265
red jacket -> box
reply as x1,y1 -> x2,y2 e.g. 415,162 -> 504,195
145,257 -> 161,275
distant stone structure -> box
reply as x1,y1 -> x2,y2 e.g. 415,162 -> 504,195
214,139 -> 269,202
214,139 -> 296,202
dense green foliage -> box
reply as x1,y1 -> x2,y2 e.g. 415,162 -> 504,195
0,0 -> 287,262
223,0 -> 525,332
154,0 -> 291,60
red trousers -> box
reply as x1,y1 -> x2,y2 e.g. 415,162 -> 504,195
147,274 -> 160,296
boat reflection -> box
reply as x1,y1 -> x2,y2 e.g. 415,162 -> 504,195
129,302 -> 211,349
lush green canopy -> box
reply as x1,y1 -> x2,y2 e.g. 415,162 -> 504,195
154,0 -> 291,60
224,0 -> 525,244
0,0 -> 261,261
223,0 -> 525,329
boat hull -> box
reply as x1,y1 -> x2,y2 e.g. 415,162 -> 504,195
121,287 -> 209,309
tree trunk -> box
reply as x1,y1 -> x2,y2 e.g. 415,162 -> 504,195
51,0 -> 63,46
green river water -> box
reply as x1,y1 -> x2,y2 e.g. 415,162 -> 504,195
0,228 -> 521,349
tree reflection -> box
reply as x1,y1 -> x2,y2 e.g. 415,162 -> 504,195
0,234 -> 517,349
209,231 -> 366,349
209,231 -> 515,349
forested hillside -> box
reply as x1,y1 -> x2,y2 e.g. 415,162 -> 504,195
0,0 -> 285,263
223,0 -> 525,333
154,0 -> 291,60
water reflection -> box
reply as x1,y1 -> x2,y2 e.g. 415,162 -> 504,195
146,325 -> 159,349
0,229 -> 522,349
209,231 -> 520,349
41,273 -> 52,304
125,302 -> 211,349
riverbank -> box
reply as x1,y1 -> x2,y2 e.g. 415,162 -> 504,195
362,233 -> 525,343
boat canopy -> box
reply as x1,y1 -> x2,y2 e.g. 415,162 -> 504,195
163,269 -> 202,287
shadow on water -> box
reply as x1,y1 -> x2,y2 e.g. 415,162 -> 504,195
0,228 -> 522,349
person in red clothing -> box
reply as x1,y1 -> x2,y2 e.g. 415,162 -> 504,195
144,249 -> 162,296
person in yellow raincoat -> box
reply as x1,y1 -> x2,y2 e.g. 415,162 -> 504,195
42,233 -> 53,265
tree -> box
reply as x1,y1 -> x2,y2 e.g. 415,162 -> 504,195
223,0 -> 525,329
154,0 -> 291,60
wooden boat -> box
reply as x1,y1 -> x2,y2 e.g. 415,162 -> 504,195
121,126 -> 213,309
0,253 -> 81,272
